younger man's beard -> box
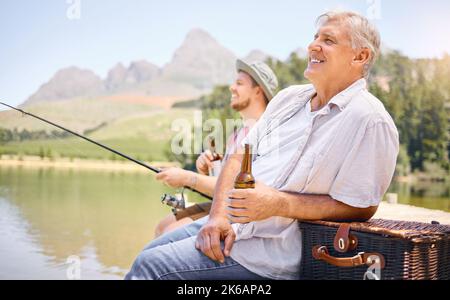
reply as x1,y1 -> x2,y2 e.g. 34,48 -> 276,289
230,97 -> 251,111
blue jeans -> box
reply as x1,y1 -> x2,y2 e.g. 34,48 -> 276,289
125,217 -> 268,280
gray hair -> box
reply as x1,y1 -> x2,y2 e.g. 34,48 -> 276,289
316,11 -> 381,79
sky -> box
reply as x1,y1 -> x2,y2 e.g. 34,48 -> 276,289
1,0 -> 450,108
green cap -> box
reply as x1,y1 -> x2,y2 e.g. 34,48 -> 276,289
236,59 -> 278,101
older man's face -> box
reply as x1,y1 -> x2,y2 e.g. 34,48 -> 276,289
304,20 -> 356,84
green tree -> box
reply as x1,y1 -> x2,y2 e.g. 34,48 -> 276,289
266,53 -> 309,90
164,139 -> 197,171
0,128 -> 13,144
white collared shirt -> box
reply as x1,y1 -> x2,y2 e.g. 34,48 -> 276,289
229,78 -> 399,280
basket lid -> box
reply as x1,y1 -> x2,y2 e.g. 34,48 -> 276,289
301,219 -> 450,241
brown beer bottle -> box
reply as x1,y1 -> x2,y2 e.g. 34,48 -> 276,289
208,137 -> 222,177
234,143 -> 255,189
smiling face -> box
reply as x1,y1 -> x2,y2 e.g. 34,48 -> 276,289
304,20 -> 359,85
229,71 -> 260,111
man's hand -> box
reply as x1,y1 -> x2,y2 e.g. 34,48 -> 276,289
226,182 -> 281,223
195,217 -> 235,263
155,167 -> 192,188
196,150 -> 222,175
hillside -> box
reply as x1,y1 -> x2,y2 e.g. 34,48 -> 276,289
0,108 -> 197,162
0,98 -> 161,133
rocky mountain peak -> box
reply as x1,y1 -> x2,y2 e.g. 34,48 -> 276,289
25,67 -> 103,104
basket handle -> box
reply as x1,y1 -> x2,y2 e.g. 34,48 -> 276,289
333,223 -> 358,253
312,245 -> 385,269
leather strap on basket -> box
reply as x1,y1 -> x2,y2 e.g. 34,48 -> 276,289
333,223 -> 358,253
312,245 -> 385,269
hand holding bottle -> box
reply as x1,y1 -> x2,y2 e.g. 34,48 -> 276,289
226,181 -> 280,223
196,150 -> 220,175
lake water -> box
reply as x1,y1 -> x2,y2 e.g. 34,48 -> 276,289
0,166 -> 449,279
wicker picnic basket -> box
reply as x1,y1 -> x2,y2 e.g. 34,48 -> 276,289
299,219 -> 450,280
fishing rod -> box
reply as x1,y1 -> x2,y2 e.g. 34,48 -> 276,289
0,101 -> 212,202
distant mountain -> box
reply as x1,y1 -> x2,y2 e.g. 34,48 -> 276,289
126,60 -> 160,84
26,67 -> 104,104
105,63 -> 127,91
105,60 -> 160,91
23,29 -> 238,106
161,28 -> 237,90
22,28 -> 308,107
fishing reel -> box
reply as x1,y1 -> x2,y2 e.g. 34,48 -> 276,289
161,188 -> 187,214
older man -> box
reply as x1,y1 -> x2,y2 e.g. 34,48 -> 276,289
125,10 -> 399,280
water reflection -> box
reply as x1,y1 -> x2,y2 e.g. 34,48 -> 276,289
0,166 -> 201,279
388,180 -> 450,212
0,198 -> 69,279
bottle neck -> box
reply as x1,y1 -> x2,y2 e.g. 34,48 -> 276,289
241,144 -> 252,173
209,138 -> 220,160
